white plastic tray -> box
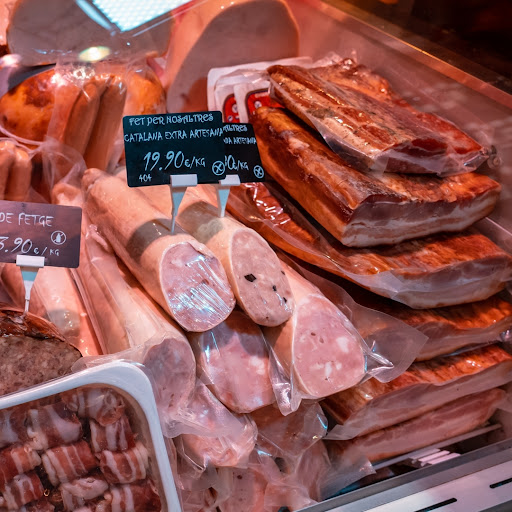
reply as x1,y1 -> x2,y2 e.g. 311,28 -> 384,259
0,360 -> 182,512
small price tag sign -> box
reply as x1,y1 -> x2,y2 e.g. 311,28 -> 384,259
123,111 -> 227,187
0,201 -> 82,267
223,123 -> 265,182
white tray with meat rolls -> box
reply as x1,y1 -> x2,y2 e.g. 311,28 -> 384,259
0,361 -> 180,512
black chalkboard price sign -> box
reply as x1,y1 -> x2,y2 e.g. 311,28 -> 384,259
123,111 -> 227,187
0,200 -> 82,267
223,123 -> 265,183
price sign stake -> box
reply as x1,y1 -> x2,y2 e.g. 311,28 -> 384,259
216,123 -> 265,217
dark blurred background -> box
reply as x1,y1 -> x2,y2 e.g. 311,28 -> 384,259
341,0 -> 512,80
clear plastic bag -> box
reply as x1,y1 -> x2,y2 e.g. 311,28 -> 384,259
267,54 -> 489,176
227,181 -> 512,309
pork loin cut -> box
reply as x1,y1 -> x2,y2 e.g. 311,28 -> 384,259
263,261 -> 365,399
139,181 -> 294,326
227,181 -> 512,308
188,310 -> 274,414
323,344 -> 512,439
163,0 -> 299,112
82,169 -> 235,331
251,107 -> 500,247
328,388 -> 505,462
268,64 -> 488,175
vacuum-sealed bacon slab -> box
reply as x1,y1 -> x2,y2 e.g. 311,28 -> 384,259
311,58 -> 488,169
227,182 -> 512,308
251,107 -> 500,247
345,286 -> 512,361
328,388 -> 505,462
324,344 -> 512,439
263,261 -> 365,399
82,168 -> 235,332
267,63 -> 488,175
188,310 -> 275,414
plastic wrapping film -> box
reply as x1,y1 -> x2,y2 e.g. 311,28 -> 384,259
226,180 -> 512,309
0,55 -> 166,192
142,182 -> 423,415
267,54 -> 490,177
323,343 -> 512,441
326,387 -> 508,464
0,360 -> 181,511
80,168 -> 236,332
0,262 -> 101,357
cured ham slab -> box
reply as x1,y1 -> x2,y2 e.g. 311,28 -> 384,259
82,169 -> 235,331
323,344 -> 512,439
263,261 -> 365,399
188,310 -> 274,413
251,107 -> 500,246
267,63 -> 488,175
227,182 -> 512,308
328,388 -> 505,462
140,181 -> 294,326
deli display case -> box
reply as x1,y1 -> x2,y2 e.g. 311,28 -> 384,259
0,0 -> 512,511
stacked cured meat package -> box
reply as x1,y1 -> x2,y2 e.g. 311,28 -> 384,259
0,0 -> 512,511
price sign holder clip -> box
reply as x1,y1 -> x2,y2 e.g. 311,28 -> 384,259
216,175 -> 241,217
16,254 -> 45,314
170,174 -> 198,234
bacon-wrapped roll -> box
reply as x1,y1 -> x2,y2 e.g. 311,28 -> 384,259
42,440 -> 97,486
0,444 -> 41,488
63,388 -> 125,426
60,473 -> 109,511
99,442 -> 148,484
96,480 -> 161,512
27,402 -> 82,450
90,415 -> 135,453
18,498 -> 55,511
0,408 -> 28,449
1,471 -> 44,509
